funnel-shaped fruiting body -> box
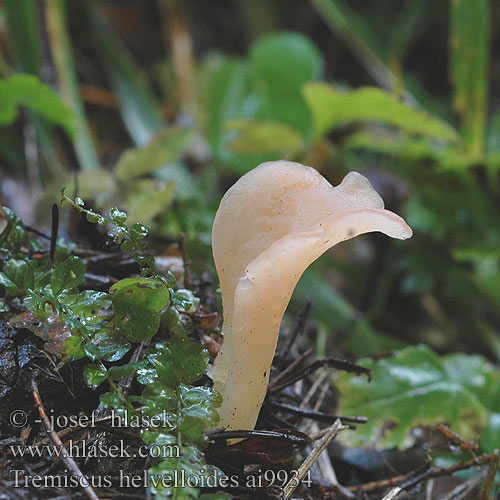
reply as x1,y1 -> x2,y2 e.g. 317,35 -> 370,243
210,161 -> 412,430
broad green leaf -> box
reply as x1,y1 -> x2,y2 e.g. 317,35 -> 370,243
225,119 -> 302,155
303,82 -> 459,142
337,345 -> 490,448
198,55 -> 268,172
250,32 -> 322,135
59,290 -> 111,318
115,128 -> 194,181
450,0 -> 489,155
0,75 -> 75,136
83,363 -> 107,389
111,278 -> 170,342
50,256 -> 85,296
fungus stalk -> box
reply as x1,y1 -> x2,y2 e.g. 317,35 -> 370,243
210,161 -> 412,431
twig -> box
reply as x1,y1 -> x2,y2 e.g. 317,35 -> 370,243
278,300 -> 311,369
267,401 -> 366,425
432,424 -> 479,455
269,348 -> 314,390
479,448 -> 499,500
271,354 -> 370,393
25,225 -> 51,240
207,429 -> 310,445
31,370 -> 100,500
348,452 -> 497,494
0,477 -> 26,500
180,232 -> 193,289
281,419 -> 346,499
441,473 -> 485,500
380,486 -> 402,500
425,479 -> 434,500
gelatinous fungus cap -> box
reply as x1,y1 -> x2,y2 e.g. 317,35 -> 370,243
210,161 -> 412,430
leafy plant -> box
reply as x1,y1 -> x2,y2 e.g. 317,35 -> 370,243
337,345 -> 500,451
0,200 -> 228,499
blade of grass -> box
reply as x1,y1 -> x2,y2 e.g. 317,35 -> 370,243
4,0 -> 42,74
82,1 -> 165,147
309,0 -> 406,97
46,0 -> 99,171
450,0 -> 490,158
387,0 -> 428,65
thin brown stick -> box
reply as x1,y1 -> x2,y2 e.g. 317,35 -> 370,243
281,419 -> 346,499
31,370 -> 100,500
380,486 -> 402,500
180,232 -> 193,289
348,452 -> 497,494
478,449 -> 499,500
269,348 -> 314,390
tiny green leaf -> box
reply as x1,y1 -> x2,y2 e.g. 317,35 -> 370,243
111,278 -> 169,342
50,255 -> 85,295
83,363 -> 107,389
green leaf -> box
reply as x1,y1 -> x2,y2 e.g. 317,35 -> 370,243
179,385 -> 222,442
65,335 -> 85,360
83,341 -> 101,362
100,387 -> 125,408
93,329 -> 131,362
0,272 -> 19,296
198,55 -> 266,172
111,278 -> 170,342
59,290 -> 111,319
337,345 -> 490,448
141,335 -> 209,387
83,363 -> 107,389
108,362 -> 146,382
250,32 -> 323,135
1,259 -> 27,295
0,75 -> 75,136
303,82 -> 459,142
115,127 -> 194,181
225,119 -> 302,155
50,255 -> 85,295
109,207 -> 127,224
480,413 -> 500,453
